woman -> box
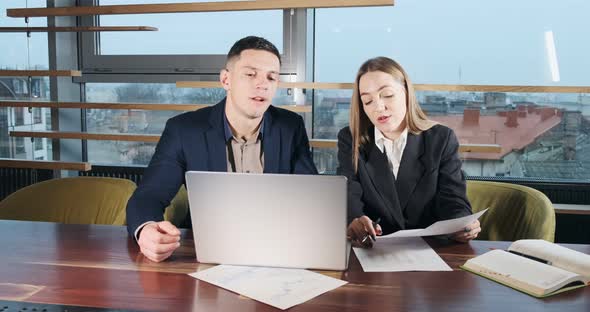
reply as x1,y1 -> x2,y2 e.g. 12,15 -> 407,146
337,57 -> 481,247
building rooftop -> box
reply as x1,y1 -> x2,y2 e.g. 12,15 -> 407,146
522,160 -> 590,181
432,106 -> 562,160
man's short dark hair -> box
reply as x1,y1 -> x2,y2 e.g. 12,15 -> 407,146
226,36 -> 281,65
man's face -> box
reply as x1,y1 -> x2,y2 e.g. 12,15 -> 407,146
221,49 -> 280,120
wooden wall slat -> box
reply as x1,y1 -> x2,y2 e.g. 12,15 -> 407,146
0,101 -> 312,113
0,70 -> 81,77
0,26 -> 157,32
10,131 -> 161,143
177,81 -> 590,93
9,132 -> 502,153
7,0 -> 394,17
0,158 -> 91,171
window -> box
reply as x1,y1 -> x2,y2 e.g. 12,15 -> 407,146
33,107 -> 43,124
79,0 -> 304,79
14,108 -> 24,126
310,0 -> 590,181
34,137 -> 44,151
14,137 -> 26,156
314,0 -> 589,85
0,1 -> 48,70
0,1 -> 51,159
97,0 -> 283,56
85,83 -> 309,165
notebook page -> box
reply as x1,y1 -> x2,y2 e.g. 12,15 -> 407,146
465,249 -> 579,295
509,240 -> 590,282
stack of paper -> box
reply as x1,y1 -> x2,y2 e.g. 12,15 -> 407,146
354,236 -> 452,272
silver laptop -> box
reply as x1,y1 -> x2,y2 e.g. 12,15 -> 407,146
185,171 -> 349,270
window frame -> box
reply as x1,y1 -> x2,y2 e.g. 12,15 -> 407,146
77,0 -> 306,83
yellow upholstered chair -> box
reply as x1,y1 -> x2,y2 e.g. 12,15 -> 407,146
466,180 -> 556,242
0,177 -> 136,225
164,185 -> 190,228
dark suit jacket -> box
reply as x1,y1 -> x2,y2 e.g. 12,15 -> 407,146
126,99 -> 318,236
336,124 -> 471,235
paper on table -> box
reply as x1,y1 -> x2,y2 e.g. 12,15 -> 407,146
380,208 -> 488,239
353,236 -> 452,272
189,265 -> 347,310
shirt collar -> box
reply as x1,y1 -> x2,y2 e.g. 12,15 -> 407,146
374,127 -> 408,152
223,113 -> 265,142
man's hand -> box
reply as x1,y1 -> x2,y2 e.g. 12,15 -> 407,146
138,221 -> 181,262
347,216 -> 383,248
452,220 -> 481,243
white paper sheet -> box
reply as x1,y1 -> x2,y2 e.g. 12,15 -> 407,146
380,208 -> 488,238
353,236 -> 452,272
189,265 -> 347,310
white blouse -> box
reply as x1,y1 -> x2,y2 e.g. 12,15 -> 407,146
374,127 -> 408,179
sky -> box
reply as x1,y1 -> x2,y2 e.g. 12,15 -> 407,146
1,0 -> 589,86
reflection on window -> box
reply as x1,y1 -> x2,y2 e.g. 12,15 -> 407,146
312,90 -> 353,140
88,141 -> 158,166
14,137 -> 26,156
14,108 -> 25,126
0,78 -> 49,100
34,138 -> 44,151
314,149 -> 337,175
33,108 -> 43,124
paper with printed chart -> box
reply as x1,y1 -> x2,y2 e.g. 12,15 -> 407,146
353,236 -> 452,272
379,208 -> 489,239
190,265 -> 347,310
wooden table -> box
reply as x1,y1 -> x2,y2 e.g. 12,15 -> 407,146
0,220 -> 588,311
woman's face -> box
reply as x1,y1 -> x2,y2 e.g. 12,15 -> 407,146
359,70 -> 407,139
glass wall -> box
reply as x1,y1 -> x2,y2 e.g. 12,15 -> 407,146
311,0 -> 590,180
312,88 -> 590,179
0,0 -> 51,160
85,83 -> 309,165
2,0 -> 587,182
314,0 -> 589,85
97,0 -> 283,55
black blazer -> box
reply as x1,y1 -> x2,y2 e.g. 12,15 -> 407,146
337,124 -> 471,235
126,99 -> 318,236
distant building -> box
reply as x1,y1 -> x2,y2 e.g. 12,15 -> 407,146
484,92 -> 507,109
421,95 -> 448,115
307,93 -> 586,179
432,104 -> 563,177
0,78 -> 49,159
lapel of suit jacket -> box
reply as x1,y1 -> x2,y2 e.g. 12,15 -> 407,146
205,99 -> 228,172
364,141 -> 406,230
262,107 -> 280,173
395,132 -> 426,212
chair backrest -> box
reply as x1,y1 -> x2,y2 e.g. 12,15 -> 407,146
164,185 -> 190,228
466,180 -> 555,242
0,177 -> 136,225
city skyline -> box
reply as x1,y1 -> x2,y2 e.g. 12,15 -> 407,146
1,1 -> 590,86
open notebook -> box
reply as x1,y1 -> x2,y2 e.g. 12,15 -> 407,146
461,239 -> 590,298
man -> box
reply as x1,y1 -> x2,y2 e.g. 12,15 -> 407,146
126,36 -> 318,262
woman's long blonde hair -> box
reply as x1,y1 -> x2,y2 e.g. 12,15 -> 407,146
350,57 -> 437,172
